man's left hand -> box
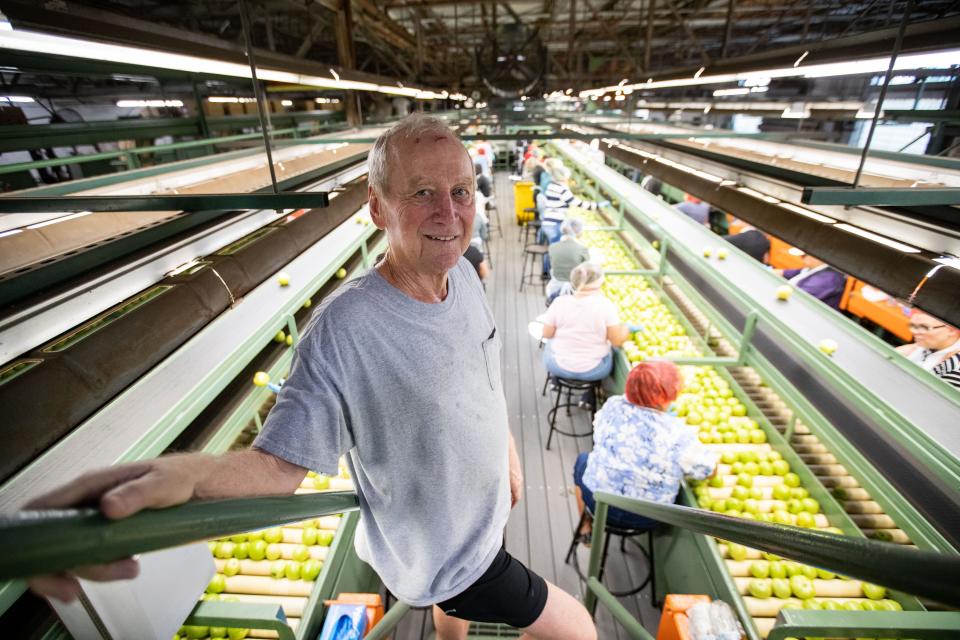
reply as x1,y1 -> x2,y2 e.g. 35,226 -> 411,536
510,467 -> 524,507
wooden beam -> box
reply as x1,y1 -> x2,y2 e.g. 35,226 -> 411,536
721,0 -> 735,58
644,0 -> 655,71
333,0 -> 361,126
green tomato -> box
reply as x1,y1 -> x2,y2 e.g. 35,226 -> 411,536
790,487 -> 810,500
223,558 -> 241,577
737,473 -> 754,488
862,583 -> 887,600
773,510 -> 793,525
301,559 -> 323,581
317,531 -> 335,546
263,527 -> 283,544
790,575 -> 816,599
802,565 -> 819,580
215,542 -> 235,559
785,562 -> 804,578
802,598 -> 821,610
772,460 -> 790,475
731,485 -> 750,500
769,561 -> 787,579
743,499 -> 760,514
860,600 -> 882,611
816,568 -> 836,580
750,430 -> 768,444
878,599 -> 903,611
801,498 -> 820,514
771,578 -> 792,599
210,627 -> 228,638
772,484 -> 791,501
227,629 -> 250,640
750,487 -> 764,500
698,497 -> 713,510
758,462 -> 774,476
302,527 -> 318,546
233,542 -> 249,560
284,561 -> 302,580
748,578 -> 772,599
709,475 -> 725,488
749,561 -> 770,579
721,452 -> 737,465
727,542 -> 748,561
711,499 -> 727,513
843,600 -> 863,610
249,540 -> 267,561
743,462 -> 760,475
206,574 -> 226,594
762,551 -> 781,562
795,512 -> 816,528
229,534 -> 246,544
784,472 -> 801,488
312,475 -> 330,490
181,627 -> 209,640
736,430 -> 751,444
726,497 -> 743,512
730,462 -> 744,475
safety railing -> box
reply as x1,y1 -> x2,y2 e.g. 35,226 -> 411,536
585,492 -> 960,639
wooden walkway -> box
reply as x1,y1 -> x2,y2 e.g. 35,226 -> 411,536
391,173 -> 660,639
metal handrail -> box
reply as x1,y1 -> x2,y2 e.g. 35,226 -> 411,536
0,492 -> 360,581
586,493 -> 960,610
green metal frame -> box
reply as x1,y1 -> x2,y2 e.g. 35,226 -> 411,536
788,139 -> 960,172
186,601 -> 295,640
801,186 -> 960,206
0,192 -> 330,213
768,609 -> 960,640
553,141 -> 960,505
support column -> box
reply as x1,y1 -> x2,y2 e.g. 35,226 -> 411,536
334,0 -> 362,127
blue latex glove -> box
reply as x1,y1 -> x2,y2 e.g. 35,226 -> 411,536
597,200 -> 611,208
628,323 -> 645,334
666,403 -> 679,416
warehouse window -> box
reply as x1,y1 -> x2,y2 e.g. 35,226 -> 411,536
216,227 -> 278,256
0,359 -> 41,386
43,285 -> 173,353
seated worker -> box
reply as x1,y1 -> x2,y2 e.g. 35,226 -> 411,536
675,195 -> 710,225
540,166 -> 607,277
475,162 -> 492,198
777,252 -> 847,310
546,218 -> 590,301
541,263 -> 631,409
725,227 -> 770,263
540,157 -> 564,193
895,310 -> 960,389
573,360 -> 718,542
463,244 -> 490,283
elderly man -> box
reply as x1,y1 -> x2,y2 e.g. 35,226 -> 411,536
26,115 -> 596,640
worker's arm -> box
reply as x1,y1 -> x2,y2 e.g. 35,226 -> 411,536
478,260 -> 491,280
27,449 -> 306,602
606,324 -> 631,347
541,323 -> 557,339
508,432 -> 524,507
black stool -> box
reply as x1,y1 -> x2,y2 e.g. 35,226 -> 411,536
545,377 -> 601,449
565,510 -> 656,598
486,200 -> 503,238
520,211 -> 541,244
519,243 -> 548,292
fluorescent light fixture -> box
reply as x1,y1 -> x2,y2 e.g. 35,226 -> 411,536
737,186 -> 780,203
280,99 -> 293,106
719,179 -> 737,187
580,48 -> 960,96
794,51 -> 809,67
835,223 -> 921,253
713,87 -> 749,96
208,96 -> 256,103
0,28 -> 448,99
694,170 -> 723,183
933,255 -> 960,271
1,95 -> 34,103
779,202 -> 837,224
750,86 -> 768,93
116,99 -> 183,107
694,66 -> 705,79
0,228 -> 22,239
26,211 -> 93,229
855,106 -> 884,119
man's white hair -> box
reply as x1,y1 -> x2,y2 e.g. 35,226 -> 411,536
368,114 -> 459,196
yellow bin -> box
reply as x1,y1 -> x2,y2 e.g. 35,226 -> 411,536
513,181 -> 535,225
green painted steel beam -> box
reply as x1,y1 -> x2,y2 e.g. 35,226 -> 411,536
592,492 -> 960,607
0,126 -> 309,176
801,186 -> 960,206
789,139 -> 960,172
0,493 -> 359,581
0,192 -> 329,213
365,601 -> 412,640
769,609 -> 960,640
586,578 -> 655,639
186,601 -> 296,640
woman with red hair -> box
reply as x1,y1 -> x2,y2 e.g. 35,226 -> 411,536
572,360 -> 718,541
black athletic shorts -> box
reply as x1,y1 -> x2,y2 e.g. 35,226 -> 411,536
436,546 -> 549,628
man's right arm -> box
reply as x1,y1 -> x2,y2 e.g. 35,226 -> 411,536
27,448 -> 306,601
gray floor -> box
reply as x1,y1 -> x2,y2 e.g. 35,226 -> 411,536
390,173 -> 661,639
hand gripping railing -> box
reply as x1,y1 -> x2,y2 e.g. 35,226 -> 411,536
0,492 -> 360,581
585,492 -> 960,639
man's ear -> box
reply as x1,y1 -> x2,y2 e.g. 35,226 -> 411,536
368,186 -> 387,230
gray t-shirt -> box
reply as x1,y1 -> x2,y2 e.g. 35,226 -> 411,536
254,258 -> 510,606
549,238 -> 591,282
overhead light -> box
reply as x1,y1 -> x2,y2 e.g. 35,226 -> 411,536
1,95 -> 34,103
835,223 -> 920,253
694,170 -> 723,183
26,211 -> 94,229
618,78 -> 628,86
694,67 -> 706,79
208,96 -> 256,103
580,48 -> 960,96
713,87 -> 750,96
0,228 -> 23,238
280,99 -> 293,106
779,202 -> 836,224
116,99 -> 183,108
793,51 -> 809,67
0,28 -> 448,99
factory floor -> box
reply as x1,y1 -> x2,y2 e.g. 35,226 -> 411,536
390,173 -> 661,639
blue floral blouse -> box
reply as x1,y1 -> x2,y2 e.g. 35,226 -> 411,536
583,396 -> 717,504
